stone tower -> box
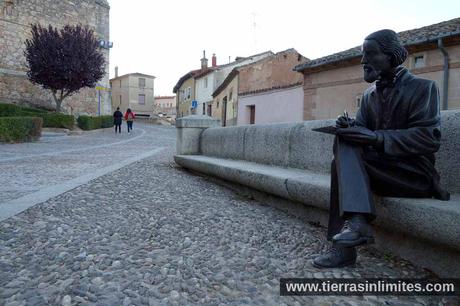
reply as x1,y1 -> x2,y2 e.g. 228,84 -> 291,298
0,0 -> 111,115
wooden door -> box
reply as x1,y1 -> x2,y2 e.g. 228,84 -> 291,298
249,105 -> 255,124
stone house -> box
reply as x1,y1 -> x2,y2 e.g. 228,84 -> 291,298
294,17 -> 460,120
173,69 -> 202,118
201,51 -> 274,125
0,0 -> 111,115
110,72 -> 155,117
154,96 -> 176,116
212,49 -> 307,126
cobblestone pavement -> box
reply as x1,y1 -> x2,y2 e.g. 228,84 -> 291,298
0,124 -> 458,305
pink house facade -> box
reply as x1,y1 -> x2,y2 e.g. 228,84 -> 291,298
237,86 -> 303,125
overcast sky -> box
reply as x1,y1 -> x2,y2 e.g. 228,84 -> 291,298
108,0 -> 459,96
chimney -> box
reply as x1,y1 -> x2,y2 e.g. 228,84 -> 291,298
201,50 -> 208,71
115,66 -> 118,78
212,54 -> 217,67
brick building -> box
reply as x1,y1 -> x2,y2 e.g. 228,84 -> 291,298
295,17 -> 460,120
0,0 -> 111,115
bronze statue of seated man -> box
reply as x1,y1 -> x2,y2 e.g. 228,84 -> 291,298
313,29 -> 450,269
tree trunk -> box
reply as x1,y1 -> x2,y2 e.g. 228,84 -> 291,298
51,91 -> 63,112
55,100 -> 62,112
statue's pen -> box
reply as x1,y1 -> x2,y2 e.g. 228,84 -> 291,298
344,109 -> 350,127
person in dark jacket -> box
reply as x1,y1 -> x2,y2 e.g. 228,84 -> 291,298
113,107 -> 123,133
313,29 -> 450,269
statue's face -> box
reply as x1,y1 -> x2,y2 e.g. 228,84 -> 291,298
361,39 -> 392,83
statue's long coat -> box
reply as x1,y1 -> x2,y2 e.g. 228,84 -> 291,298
327,67 -> 449,239
356,67 -> 448,199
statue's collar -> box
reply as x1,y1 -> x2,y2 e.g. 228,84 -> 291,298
375,66 -> 407,90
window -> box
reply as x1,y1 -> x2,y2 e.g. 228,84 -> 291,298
186,87 -> 191,99
119,80 -> 122,87
217,100 -> 220,109
229,90 -> 233,101
119,95 -> 122,105
139,78 -> 146,88
414,55 -> 425,69
138,94 -> 145,105
204,77 -> 208,88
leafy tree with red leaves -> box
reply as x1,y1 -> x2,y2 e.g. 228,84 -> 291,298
24,24 -> 105,112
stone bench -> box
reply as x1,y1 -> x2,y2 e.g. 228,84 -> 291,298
174,112 -> 460,277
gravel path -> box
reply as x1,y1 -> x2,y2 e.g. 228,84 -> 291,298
0,125 -> 458,305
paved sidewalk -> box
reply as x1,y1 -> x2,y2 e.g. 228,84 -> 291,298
0,126 -> 458,305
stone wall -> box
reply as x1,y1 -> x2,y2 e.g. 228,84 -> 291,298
0,0 -> 111,115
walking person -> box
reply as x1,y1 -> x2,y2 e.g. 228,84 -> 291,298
113,107 -> 123,133
124,108 -> 135,133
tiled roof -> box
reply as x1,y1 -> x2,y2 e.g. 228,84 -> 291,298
155,96 -> 175,99
216,50 -> 274,69
295,17 -> 460,72
172,69 -> 202,93
193,67 -> 217,80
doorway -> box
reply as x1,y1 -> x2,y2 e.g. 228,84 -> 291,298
248,105 -> 255,124
222,96 -> 227,126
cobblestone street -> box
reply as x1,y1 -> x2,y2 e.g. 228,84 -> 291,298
0,123 -> 458,305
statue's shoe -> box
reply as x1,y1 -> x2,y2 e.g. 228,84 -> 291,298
332,215 -> 374,247
312,246 -> 356,268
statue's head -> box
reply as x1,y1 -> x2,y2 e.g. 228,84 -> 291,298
361,29 -> 408,83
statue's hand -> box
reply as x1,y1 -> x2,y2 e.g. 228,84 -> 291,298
335,115 -> 355,128
337,126 -> 380,146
